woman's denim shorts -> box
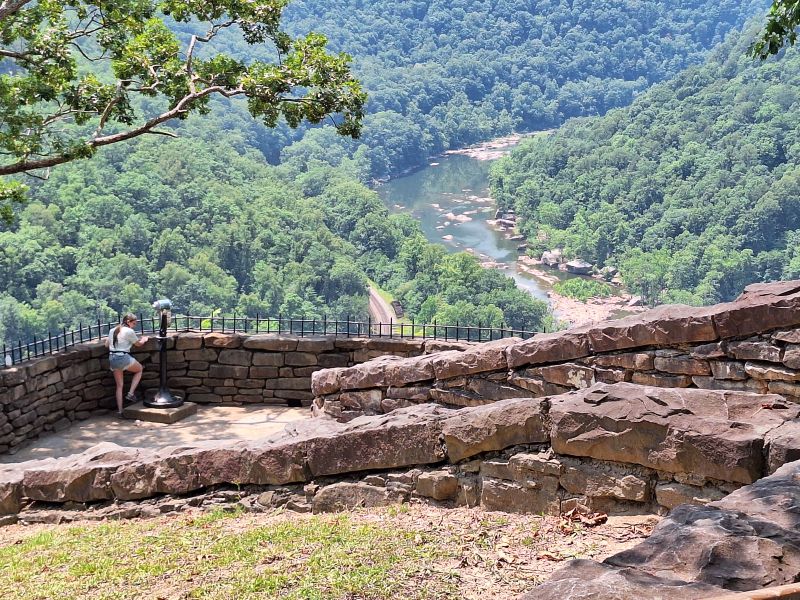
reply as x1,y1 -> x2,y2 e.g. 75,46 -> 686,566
109,353 -> 135,371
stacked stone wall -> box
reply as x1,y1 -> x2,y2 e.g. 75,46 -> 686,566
0,332 -> 467,455
311,281 -> 800,419
2,383 -> 798,523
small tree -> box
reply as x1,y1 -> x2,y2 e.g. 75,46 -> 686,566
0,1 -> 366,220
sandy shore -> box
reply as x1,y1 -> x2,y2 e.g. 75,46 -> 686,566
550,293 -> 645,328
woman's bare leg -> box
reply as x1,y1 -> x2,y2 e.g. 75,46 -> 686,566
113,370 -> 125,413
127,360 -> 143,397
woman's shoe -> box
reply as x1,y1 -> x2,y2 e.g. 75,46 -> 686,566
124,392 -> 137,405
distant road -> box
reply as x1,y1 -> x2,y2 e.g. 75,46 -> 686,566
368,286 -> 395,335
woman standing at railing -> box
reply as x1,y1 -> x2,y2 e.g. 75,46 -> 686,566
106,313 -> 149,418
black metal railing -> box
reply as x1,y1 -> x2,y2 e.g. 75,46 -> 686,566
1,314 -> 538,367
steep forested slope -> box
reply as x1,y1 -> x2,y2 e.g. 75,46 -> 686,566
0,0 -> 773,343
491,24 -> 800,306
183,0 -> 768,179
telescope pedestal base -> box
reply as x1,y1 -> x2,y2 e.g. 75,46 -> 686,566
122,401 -> 197,424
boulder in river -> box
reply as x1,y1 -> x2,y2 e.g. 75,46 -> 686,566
541,249 -> 562,266
565,259 -> 593,274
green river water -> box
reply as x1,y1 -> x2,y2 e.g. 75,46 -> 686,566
375,150 -> 552,302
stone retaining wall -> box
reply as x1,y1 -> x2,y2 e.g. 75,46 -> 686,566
2,382 -> 798,522
311,281 -> 800,419
0,332 -> 468,455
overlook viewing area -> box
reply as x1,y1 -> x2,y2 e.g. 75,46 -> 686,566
2,281 -> 800,599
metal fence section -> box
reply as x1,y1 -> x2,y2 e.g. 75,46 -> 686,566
2,314 -> 539,367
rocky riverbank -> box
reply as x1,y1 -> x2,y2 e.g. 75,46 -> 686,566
515,256 -> 646,327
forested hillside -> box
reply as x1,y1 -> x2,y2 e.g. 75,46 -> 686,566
491,23 -> 800,306
205,0 -> 768,180
0,0 -> 775,345
0,111 -> 548,345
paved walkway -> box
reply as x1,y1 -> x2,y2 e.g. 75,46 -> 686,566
1,405 -> 310,464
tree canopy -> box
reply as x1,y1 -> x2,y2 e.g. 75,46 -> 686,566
0,0 -> 365,219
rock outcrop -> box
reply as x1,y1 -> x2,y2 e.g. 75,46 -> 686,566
524,459 -> 800,599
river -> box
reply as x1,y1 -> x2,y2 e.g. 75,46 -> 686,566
376,145 -> 552,302
375,137 -> 641,326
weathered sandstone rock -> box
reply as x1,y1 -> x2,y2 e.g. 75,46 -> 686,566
744,362 -> 800,381
522,560 -> 725,600
204,332 -> 242,348
297,404 -> 448,476
0,470 -> 22,515
430,338 -> 517,380
727,341 -> 782,363
242,335 -> 298,352
550,383 -> 799,484
441,397 -> 549,462
480,477 -> 560,515
526,459 -> 800,599
587,305 -> 717,353
653,356 -> 710,376
506,329 -> 592,369
338,356 -> 404,390
593,352 -> 654,370
532,363 -> 595,388
709,361 -> 747,380
21,444 -> 142,502
713,280 -> 800,339
312,482 -> 408,513
559,461 -> 650,502
416,470 -> 459,500
311,367 -> 345,396
384,354 -> 436,387
654,482 -> 726,509
764,420 -> 800,474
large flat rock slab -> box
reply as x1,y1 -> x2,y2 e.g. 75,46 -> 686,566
550,383 -> 800,484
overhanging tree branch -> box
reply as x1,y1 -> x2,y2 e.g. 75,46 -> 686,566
0,0 -> 366,208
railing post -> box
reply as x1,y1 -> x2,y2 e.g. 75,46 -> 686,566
323,314 -> 327,335
346,314 -> 350,337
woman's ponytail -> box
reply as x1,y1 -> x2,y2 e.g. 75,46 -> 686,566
113,313 -> 137,348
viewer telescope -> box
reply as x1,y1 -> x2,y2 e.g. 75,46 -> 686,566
144,297 -> 183,408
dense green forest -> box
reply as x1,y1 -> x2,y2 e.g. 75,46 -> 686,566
174,0 -> 767,181
491,23 -> 800,306
270,0 -> 767,179
0,0 -> 777,345
0,110 -> 548,345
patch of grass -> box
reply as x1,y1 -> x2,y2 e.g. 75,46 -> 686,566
553,278 -> 612,302
0,513 -> 454,600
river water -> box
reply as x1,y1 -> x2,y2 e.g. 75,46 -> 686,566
376,150 -> 553,302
